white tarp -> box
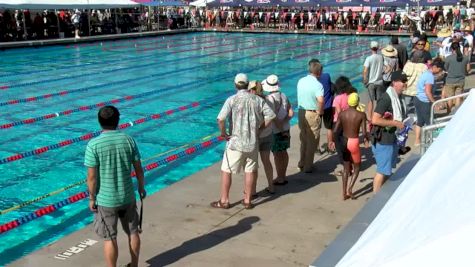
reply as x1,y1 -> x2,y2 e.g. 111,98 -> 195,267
336,89 -> 475,267
0,0 -> 139,9
189,0 -> 213,7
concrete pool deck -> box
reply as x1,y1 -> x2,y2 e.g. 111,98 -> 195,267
10,107 -> 418,267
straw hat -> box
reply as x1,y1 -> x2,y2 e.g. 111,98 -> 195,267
437,28 -> 452,38
262,74 -> 280,93
464,25 -> 472,32
382,45 -> 398,57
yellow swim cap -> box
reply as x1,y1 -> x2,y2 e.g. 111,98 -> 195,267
348,93 -> 359,107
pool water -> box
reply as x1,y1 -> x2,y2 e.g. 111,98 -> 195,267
0,32 -> 397,265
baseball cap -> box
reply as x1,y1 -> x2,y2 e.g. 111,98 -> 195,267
370,41 -> 378,49
234,73 -> 248,85
391,70 -> 408,83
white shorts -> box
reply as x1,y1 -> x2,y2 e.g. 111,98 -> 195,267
220,147 -> 258,174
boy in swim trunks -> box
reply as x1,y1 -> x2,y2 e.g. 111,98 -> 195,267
333,93 -> 369,200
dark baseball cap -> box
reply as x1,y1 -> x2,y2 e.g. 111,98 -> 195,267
391,70 -> 408,83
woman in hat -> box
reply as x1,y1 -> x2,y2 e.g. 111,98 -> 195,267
262,74 -> 293,186
382,45 -> 398,89
248,81 -> 275,195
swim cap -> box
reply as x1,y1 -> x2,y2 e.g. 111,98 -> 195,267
348,93 -> 359,107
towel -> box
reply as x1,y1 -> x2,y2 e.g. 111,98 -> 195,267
386,86 -> 403,122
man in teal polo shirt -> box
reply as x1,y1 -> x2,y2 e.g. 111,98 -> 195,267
85,105 -> 146,267
297,59 -> 324,173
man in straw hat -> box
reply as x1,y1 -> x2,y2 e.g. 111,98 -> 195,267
463,25 -> 473,56
435,27 -> 453,59
333,93 -> 368,200
262,74 -> 294,186
213,73 -> 275,210
381,44 -> 399,88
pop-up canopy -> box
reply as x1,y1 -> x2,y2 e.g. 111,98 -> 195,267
0,0 -> 139,9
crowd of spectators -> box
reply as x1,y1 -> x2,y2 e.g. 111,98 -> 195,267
0,8 -> 156,42
1,5 -> 474,42
193,5 -> 475,33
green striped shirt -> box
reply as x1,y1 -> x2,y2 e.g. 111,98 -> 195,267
84,131 -> 141,208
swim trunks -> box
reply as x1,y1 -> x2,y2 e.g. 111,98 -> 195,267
342,136 -> 361,163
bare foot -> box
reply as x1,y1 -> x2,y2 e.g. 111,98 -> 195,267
343,194 -> 351,200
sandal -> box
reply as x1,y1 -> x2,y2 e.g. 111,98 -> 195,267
241,200 -> 254,209
265,188 -> 275,195
273,180 -> 288,186
210,200 -> 230,209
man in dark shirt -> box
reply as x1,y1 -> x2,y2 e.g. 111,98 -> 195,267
316,60 -> 334,153
371,71 -> 406,193
391,36 -> 408,70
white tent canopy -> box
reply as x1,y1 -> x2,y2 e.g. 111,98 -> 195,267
0,0 -> 140,9
189,0 -> 212,7
336,90 -> 475,267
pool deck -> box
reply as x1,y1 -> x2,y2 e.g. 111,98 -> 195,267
9,40 -> 475,267
9,85 -> 452,267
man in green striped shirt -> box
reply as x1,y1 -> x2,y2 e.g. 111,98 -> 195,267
85,105 -> 146,267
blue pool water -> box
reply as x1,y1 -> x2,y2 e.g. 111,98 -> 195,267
0,32 -> 398,265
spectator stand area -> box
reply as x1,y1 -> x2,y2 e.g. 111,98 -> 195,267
0,0 -> 188,42
189,0 -> 463,34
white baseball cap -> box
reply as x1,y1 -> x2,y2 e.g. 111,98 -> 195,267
234,73 -> 248,85
370,41 -> 379,49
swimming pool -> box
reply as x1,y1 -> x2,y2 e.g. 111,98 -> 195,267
0,32 -> 396,265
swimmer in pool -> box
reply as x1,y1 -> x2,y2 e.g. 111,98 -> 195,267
333,93 -> 369,200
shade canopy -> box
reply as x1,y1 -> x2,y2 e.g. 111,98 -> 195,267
0,0 -> 140,9
134,0 -> 185,6
201,0 -> 457,7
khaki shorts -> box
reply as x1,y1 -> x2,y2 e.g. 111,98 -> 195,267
93,201 -> 139,240
443,83 -> 464,97
221,147 -> 258,174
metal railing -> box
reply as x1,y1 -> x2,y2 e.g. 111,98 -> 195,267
422,89 -> 473,154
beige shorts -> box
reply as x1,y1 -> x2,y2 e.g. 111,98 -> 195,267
221,147 -> 258,174
443,83 -> 464,97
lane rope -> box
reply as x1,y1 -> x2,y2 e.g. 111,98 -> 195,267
0,135 -> 225,235
0,133 -> 218,216
0,36 -> 353,107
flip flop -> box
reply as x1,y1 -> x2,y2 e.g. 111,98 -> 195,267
273,180 -> 288,186
265,188 -> 275,194
210,200 -> 230,209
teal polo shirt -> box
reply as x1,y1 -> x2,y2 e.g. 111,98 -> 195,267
297,74 -> 324,110
84,130 -> 141,208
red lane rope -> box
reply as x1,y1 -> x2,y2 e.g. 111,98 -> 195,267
0,136 -> 225,235
0,102 -> 200,165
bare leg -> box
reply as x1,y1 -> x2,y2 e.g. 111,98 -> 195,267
128,233 -> 141,267
347,163 -> 361,199
104,239 -> 119,267
367,100 -> 374,123
415,125 -> 421,145
342,161 -> 351,200
220,171 -> 232,204
373,172 -> 386,193
274,151 -> 289,183
244,171 -> 256,204
260,150 -> 274,192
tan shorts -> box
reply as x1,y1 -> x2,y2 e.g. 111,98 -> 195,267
443,83 -> 464,97
221,147 -> 258,174
93,201 -> 139,240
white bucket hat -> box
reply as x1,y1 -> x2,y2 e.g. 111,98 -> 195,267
262,74 -> 280,92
